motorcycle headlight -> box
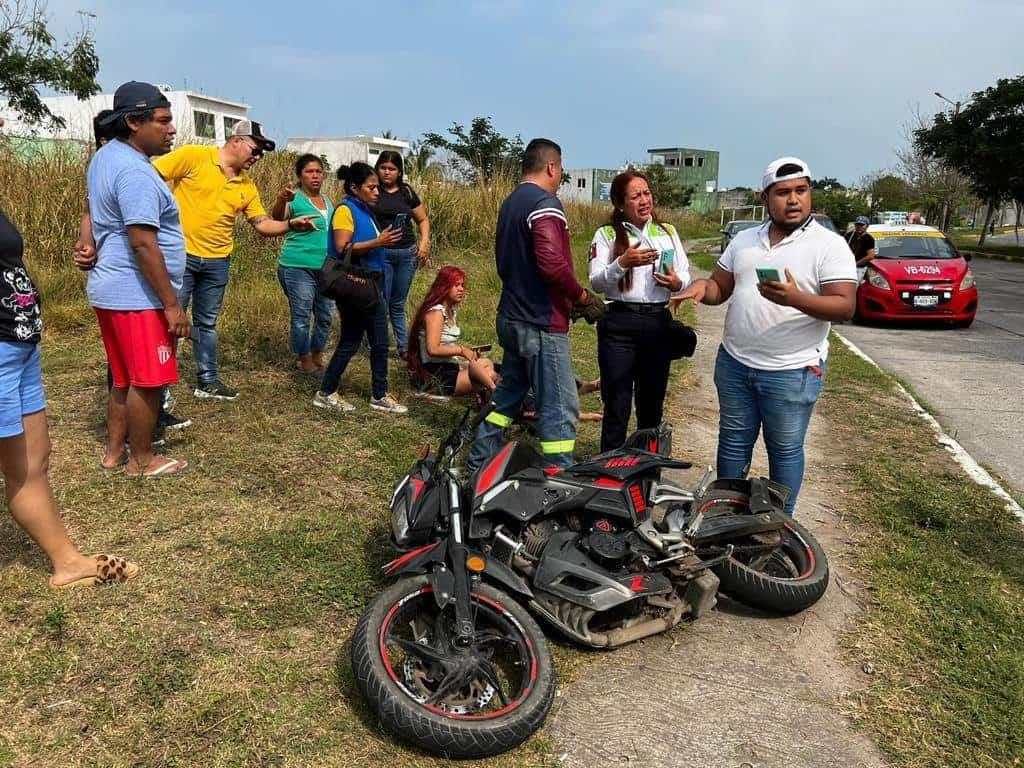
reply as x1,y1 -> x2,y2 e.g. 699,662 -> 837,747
866,267 -> 891,291
390,478 -> 411,543
959,270 -> 975,291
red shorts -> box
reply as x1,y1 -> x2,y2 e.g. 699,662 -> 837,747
94,308 -> 178,388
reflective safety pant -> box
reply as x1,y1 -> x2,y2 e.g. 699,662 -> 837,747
468,316 -> 579,470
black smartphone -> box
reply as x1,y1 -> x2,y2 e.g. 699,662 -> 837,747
471,344 -> 492,354
391,213 -> 409,230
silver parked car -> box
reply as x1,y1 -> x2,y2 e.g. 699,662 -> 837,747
720,220 -> 762,253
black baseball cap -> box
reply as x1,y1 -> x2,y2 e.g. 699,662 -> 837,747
98,81 -> 171,125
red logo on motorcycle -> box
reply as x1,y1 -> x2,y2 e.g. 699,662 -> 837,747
629,575 -> 646,592
604,457 -> 640,469
595,519 -> 613,532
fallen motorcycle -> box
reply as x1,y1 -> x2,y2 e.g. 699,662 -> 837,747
350,407 -> 829,758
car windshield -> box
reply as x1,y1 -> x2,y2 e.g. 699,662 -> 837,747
728,221 -> 760,234
874,234 -> 959,260
813,215 -> 837,233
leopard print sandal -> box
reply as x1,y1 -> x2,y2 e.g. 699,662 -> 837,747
49,555 -> 141,590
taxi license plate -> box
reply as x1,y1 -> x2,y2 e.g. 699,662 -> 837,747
913,295 -> 939,308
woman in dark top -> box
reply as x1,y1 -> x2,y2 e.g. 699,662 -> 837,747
374,151 -> 430,359
0,156 -> 138,587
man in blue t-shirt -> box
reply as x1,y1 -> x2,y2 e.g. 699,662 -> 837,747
86,82 -> 190,478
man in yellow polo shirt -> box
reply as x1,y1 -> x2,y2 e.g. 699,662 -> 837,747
153,120 -> 315,400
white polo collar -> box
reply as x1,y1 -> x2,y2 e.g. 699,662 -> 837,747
757,216 -> 816,249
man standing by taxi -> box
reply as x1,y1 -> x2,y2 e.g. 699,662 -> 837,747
680,157 -> 856,515
152,121 -> 316,400
845,215 -> 876,281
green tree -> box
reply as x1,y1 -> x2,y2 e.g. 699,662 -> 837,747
424,117 -> 524,183
0,1 -> 100,128
638,163 -> 693,209
812,188 -> 871,230
811,177 -> 846,191
916,75 -> 1024,245
863,173 -> 914,211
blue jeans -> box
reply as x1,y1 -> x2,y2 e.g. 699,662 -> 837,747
320,298 -> 389,400
179,255 -> 231,385
469,317 -> 579,470
381,245 -> 418,353
713,345 -> 826,515
277,265 -> 334,356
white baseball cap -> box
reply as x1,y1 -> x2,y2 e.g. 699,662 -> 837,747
762,156 -> 812,191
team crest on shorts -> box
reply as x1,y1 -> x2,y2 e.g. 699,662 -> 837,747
157,345 -> 172,365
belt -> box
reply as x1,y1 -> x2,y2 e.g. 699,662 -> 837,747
609,301 -> 668,314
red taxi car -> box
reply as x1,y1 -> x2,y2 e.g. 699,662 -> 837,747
857,225 -> 978,327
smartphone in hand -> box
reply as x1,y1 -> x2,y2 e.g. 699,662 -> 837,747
391,213 -> 409,230
756,266 -> 782,283
471,344 -> 492,354
659,249 -> 675,275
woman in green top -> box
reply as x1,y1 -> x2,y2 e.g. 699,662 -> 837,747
272,154 -> 334,373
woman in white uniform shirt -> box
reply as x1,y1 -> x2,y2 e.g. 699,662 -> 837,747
588,170 -> 690,452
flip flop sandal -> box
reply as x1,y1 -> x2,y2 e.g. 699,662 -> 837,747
98,456 -> 129,473
126,458 -> 188,479
49,554 -> 141,589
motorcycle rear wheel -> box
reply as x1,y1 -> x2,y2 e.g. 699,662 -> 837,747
350,575 -> 556,758
712,512 -> 829,614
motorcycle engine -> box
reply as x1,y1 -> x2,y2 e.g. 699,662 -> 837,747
579,529 -> 632,569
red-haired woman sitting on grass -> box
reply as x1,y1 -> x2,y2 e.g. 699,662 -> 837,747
407,266 -> 499,398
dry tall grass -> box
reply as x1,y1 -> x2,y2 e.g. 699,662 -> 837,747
0,140 -> 715,352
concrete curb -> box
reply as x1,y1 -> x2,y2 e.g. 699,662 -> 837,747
833,330 -> 1024,524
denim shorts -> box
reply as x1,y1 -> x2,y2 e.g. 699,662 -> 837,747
0,342 -> 46,438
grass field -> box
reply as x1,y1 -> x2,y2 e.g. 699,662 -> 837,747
0,143 -> 714,766
1,141 -> 1021,767
823,342 -> 1024,768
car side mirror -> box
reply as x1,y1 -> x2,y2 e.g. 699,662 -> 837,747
719,230 -> 728,235
962,251 -> 972,262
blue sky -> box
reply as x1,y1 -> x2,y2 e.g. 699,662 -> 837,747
47,0 -> 1022,187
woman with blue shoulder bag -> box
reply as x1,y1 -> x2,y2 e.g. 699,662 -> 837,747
314,162 -> 408,415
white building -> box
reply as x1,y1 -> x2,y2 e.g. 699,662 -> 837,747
0,85 -> 252,145
285,136 -> 410,170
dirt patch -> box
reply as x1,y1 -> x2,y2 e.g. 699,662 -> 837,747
547,298 -> 888,767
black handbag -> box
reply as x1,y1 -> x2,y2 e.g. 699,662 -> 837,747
666,319 -> 698,360
317,243 -> 381,314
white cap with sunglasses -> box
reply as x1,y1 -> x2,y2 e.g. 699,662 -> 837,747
229,120 -> 275,154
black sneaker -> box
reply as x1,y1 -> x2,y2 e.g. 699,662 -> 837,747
159,412 -> 192,431
193,380 -> 239,400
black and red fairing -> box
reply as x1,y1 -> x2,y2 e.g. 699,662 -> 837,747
391,458 -> 442,549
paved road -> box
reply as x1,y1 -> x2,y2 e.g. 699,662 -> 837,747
838,258 -> 1024,496
987,231 -> 1022,246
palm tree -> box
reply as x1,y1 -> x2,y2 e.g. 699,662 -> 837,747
407,139 -> 436,175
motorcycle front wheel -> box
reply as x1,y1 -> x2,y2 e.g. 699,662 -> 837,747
350,575 -> 556,759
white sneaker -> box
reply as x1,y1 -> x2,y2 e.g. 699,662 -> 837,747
369,393 -> 408,414
313,391 -> 355,413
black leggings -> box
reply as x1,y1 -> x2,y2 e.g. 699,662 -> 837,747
596,308 -> 672,452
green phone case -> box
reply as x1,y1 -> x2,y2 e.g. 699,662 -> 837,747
659,249 -> 674,275
756,266 -> 781,283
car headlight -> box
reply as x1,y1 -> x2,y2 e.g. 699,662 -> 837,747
959,270 -> 975,291
866,267 -> 891,291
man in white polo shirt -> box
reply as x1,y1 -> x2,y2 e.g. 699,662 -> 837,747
680,157 -> 856,514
